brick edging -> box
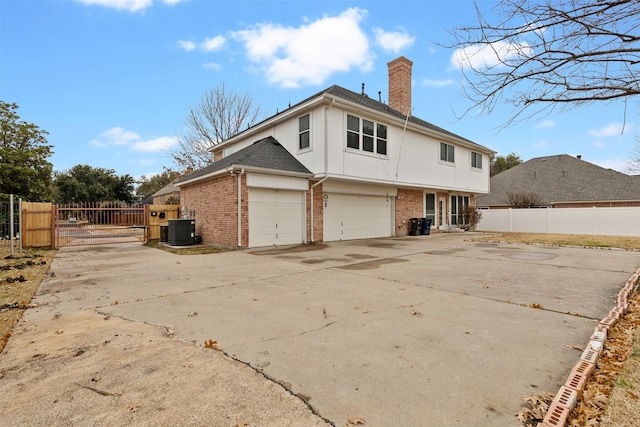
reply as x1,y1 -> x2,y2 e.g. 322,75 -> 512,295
537,268 -> 640,427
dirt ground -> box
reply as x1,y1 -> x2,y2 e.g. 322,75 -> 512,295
0,246 -> 329,427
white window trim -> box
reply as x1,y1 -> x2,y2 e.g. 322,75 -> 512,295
439,142 -> 455,165
345,113 -> 389,158
298,113 -> 312,153
470,151 -> 483,170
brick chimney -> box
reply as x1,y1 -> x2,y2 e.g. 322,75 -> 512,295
387,56 -> 413,114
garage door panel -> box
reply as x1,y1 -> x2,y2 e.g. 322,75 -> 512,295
249,189 -> 304,247
324,193 -> 392,241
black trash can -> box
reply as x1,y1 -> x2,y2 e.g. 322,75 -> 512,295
421,219 -> 432,235
159,225 -> 168,243
409,218 -> 422,236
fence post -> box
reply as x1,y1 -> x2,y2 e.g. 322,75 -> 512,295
18,198 -> 23,252
9,194 -> 14,257
52,204 -> 57,250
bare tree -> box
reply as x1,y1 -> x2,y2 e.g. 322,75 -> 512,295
447,0 -> 640,125
169,84 -> 262,171
505,191 -> 543,208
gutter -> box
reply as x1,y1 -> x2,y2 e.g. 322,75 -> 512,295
237,168 -> 245,247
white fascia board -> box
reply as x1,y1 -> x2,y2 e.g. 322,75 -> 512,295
174,167 -> 233,187
316,173 -> 489,194
175,164 -> 313,188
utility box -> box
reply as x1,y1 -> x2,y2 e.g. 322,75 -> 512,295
168,219 -> 195,246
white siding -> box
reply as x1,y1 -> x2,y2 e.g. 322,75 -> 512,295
246,173 -> 308,190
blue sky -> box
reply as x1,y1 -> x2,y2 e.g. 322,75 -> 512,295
1,0 -> 636,180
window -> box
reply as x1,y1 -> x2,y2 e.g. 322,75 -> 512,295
346,114 -> 388,155
450,195 -> 469,226
425,193 -> 435,228
471,152 -> 482,169
347,114 -> 360,149
299,114 -> 310,150
440,142 -> 455,163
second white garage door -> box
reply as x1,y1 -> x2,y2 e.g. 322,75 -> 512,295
323,193 -> 393,241
248,188 -> 305,247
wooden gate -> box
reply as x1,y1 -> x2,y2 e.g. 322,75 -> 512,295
55,202 -> 148,248
22,202 -> 54,248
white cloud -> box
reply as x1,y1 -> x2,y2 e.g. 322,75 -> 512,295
592,158 -> 627,172
450,41 -> 533,70
76,0 -> 185,12
202,35 -> 226,52
90,127 -> 140,147
535,119 -> 555,129
232,7 -> 373,88
203,62 -> 222,71
531,139 -> 549,150
592,140 -> 605,148
90,127 -> 177,152
177,40 -> 196,51
588,122 -> 626,137
421,78 -> 454,88
131,136 -> 177,152
373,27 -> 415,54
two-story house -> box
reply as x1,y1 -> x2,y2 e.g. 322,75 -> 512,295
175,57 -> 493,248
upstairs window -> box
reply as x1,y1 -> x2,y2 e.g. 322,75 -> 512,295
299,114 -> 310,150
440,142 -> 455,163
346,114 -> 388,155
471,152 -> 482,169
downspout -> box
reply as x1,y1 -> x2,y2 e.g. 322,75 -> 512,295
237,168 -> 245,247
310,102 -> 332,243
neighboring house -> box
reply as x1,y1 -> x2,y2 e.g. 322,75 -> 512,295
152,182 -> 180,205
176,57 -> 494,248
476,154 -> 640,209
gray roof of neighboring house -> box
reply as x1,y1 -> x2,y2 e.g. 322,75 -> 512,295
476,154 -> 640,207
176,136 -> 312,185
152,182 -> 180,197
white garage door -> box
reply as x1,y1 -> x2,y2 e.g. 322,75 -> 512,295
249,188 -> 305,247
323,193 -> 393,241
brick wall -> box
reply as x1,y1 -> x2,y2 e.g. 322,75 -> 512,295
395,188 -> 423,236
180,173 -> 243,248
307,181 -> 324,242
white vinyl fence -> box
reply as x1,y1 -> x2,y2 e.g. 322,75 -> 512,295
476,207 -> 640,237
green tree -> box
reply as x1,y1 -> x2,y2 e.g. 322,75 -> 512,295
136,168 -> 180,201
490,152 -> 522,176
54,164 -> 135,204
0,101 -> 54,201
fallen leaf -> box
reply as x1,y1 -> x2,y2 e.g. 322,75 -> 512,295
204,339 -> 219,350
187,311 -> 198,317
54,329 -> 64,334
412,311 -> 422,317
345,417 -> 366,426
127,403 -> 141,413
529,303 -> 543,309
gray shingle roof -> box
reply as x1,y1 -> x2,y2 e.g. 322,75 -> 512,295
152,181 -> 179,197
476,154 -> 640,207
176,136 -> 312,185
224,84 -> 490,153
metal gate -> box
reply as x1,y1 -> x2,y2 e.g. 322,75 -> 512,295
55,202 -> 148,248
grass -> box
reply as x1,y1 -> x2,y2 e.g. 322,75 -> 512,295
475,232 -> 640,250
0,246 -> 56,352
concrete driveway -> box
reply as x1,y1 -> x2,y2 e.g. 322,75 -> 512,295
23,234 -> 640,425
